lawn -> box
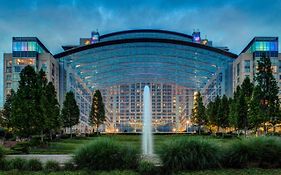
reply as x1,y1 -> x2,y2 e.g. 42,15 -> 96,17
1,169 -> 281,175
25,134 -> 236,154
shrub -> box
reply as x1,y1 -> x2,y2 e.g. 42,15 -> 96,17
9,158 -> 26,170
160,137 -> 222,172
225,136 -> 281,168
24,159 -> 43,171
0,145 -> 5,160
63,160 -> 76,171
138,161 -> 159,175
44,160 -> 60,172
74,138 -> 139,170
11,142 -> 30,154
0,159 -> 10,170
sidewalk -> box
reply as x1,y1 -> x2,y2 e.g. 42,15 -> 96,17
6,154 -> 73,164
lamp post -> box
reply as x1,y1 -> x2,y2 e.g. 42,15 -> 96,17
186,120 -> 190,133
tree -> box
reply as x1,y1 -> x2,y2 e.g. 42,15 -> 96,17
191,91 -> 206,134
206,95 -> 220,132
241,76 -> 254,101
89,90 -> 106,134
248,86 -> 263,133
36,69 -> 48,142
228,86 -> 241,132
217,95 -> 230,132
1,90 -> 15,130
61,91 -> 80,138
237,92 -> 248,135
40,82 -> 61,140
11,65 -> 39,137
255,54 -> 280,134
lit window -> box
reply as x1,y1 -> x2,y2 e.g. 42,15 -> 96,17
15,58 -> 35,65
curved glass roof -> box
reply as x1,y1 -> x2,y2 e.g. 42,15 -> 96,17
99,29 -> 193,42
55,30 -> 237,91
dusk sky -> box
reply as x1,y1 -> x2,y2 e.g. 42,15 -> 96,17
1,0 -> 281,55
0,0 -> 281,104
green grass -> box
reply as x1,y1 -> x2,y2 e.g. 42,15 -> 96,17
6,134 -> 237,155
1,169 -> 281,175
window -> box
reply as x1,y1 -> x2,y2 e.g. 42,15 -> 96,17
6,82 -> 11,88
15,58 -> 35,65
6,74 -> 11,81
14,66 -> 21,72
244,60 -> 250,73
236,63 -> 240,76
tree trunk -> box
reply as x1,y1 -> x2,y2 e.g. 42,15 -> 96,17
244,127 -> 247,137
49,130 -> 52,140
96,124 -> 99,135
198,124 -> 201,135
40,130 -> 44,143
263,123 -> 267,135
70,126 -> 72,138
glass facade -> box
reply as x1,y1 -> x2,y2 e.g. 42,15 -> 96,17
56,30 -> 236,132
12,41 -> 44,53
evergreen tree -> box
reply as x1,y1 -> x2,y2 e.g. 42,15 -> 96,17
11,65 -> 39,137
217,95 -> 230,131
41,82 -> 61,140
248,86 -> 263,133
206,96 -> 221,132
36,69 -> 48,141
241,76 -> 254,101
237,92 -> 248,135
89,90 -> 106,134
206,101 -> 214,133
255,54 -> 280,133
191,91 -> 206,134
1,90 -> 16,132
61,91 -> 80,138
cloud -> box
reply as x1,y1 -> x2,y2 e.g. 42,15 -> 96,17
0,0 -> 280,55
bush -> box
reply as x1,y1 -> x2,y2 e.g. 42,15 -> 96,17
44,160 -> 60,172
0,159 -> 10,170
74,138 -> 139,170
0,145 -> 5,160
24,159 -> 43,171
9,158 -> 26,170
63,160 -> 76,171
225,136 -> 281,168
160,137 -> 222,172
11,142 -> 30,154
138,161 -> 159,175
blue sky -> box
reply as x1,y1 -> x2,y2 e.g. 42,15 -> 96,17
0,0 -> 281,106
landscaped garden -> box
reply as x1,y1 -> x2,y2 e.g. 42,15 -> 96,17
1,135 -> 281,174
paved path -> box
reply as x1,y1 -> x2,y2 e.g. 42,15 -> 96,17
6,154 -> 73,164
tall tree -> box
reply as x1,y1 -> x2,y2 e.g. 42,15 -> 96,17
40,82 -> 61,140
228,86 -> 241,132
206,96 -> 221,132
191,91 -> 206,134
217,95 -> 230,132
11,65 -> 39,137
241,76 -> 254,101
89,90 -> 106,134
61,91 -> 80,138
255,54 -> 280,134
248,86 -> 263,133
1,90 -> 16,138
36,69 -> 48,141
237,92 -> 248,135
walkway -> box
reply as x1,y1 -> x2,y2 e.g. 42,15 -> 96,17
6,154 -> 73,164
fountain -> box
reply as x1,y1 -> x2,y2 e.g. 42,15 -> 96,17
142,85 -> 153,155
